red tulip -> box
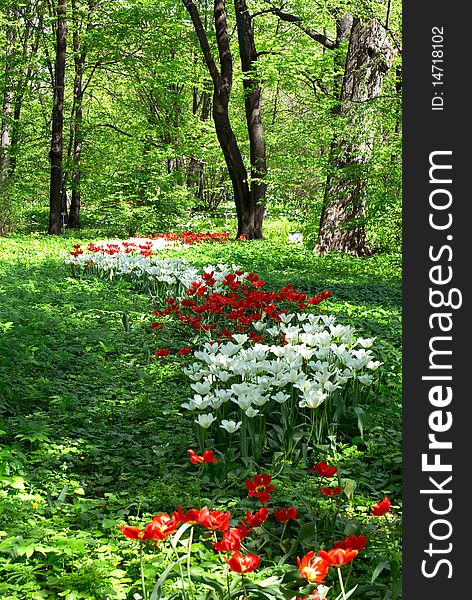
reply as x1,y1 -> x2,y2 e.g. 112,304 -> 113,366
213,525 -> 250,553
198,507 -> 231,532
334,534 -> 367,552
371,496 -> 391,516
320,487 -> 342,497
308,461 -> 337,478
225,550 -> 260,573
155,348 -> 170,357
141,516 -> 178,541
119,525 -> 143,540
273,506 -> 298,523
188,449 -> 218,464
149,513 -> 180,538
245,474 -> 276,504
242,507 -> 269,528
317,548 -> 358,566
179,346 -> 192,355
173,506 -> 202,524
297,551 -> 330,583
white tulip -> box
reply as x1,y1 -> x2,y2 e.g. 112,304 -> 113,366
272,391 -> 290,404
299,389 -> 327,408
195,413 -> 217,428
220,420 -> 242,433
245,407 -> 260,418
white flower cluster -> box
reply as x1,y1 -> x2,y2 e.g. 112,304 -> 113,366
69,252 -> 199,288
68,249 -> 251,300
94,237 -> 181,252
182,312 -> 382,429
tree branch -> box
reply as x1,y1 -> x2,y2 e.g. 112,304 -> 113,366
214,0 -> 233,82
182,0 -> 220,85
94,123 -> 133,137
270,6 -> 338,49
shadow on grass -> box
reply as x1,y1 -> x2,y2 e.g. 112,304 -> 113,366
1,246 -> 401,505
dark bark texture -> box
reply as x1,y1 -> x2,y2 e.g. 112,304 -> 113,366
0,12 -> 15,183
48,0 -> 67,235
315,19 -> 394,256
183,0 -> 266,239
67,0 -> 87,228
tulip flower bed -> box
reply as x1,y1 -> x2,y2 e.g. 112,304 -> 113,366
115,454 -> 395,600
150,231 -> 231,245
149,267 -> 381,459
0,234 -> 402,600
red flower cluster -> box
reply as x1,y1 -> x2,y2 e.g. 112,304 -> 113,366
119,512 -> 179,543
297,534 -> 367,583
154,346 -> 193,357
213,524 -> 250,553
70,240 -> 157,258
151,231 -> 230,245
245,474 -> 276,504
70,243 -> 84,258
152,273 -> 331,343
70,232 -> 232,259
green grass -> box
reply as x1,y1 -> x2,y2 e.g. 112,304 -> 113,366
0,231 -> 402,599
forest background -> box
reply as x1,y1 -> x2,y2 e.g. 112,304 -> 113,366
0,0 -> 401,252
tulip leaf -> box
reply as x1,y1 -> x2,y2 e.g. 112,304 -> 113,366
371,560 -> 391,583
170,522 -> 193,549
334,585 -> 358,600
296,521 -> 318,542
187,571 -> 225,596
149,555 -> 187,600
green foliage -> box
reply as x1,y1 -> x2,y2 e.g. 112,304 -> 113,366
0,231 -> 401,597
1,0 -> 401,250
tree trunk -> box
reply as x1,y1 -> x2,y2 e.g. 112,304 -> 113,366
315,19 -> 394,256
0,14 -> 15,184
48,0 -> 67,235
235,0 -> 267,229
182,0 -> 265,239
212,85 -> 251,228
68,0 -> 86,229
187,88 -> 211,203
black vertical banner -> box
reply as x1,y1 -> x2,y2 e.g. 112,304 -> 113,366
403,1 -> 469,597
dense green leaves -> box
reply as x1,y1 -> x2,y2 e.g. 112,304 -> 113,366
0,232 -> 401,597
1,0 -> 401,249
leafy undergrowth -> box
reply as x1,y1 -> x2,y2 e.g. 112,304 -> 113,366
0,232 -> 401,599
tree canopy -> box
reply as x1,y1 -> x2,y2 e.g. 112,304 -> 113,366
1,0 -> 401,252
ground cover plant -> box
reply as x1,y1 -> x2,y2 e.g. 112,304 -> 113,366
0,229 -> 402,599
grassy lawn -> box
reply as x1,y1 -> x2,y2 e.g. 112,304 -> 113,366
0,232 -> 402,600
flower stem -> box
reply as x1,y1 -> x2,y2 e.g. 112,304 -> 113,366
139,542 -> 148,600
225,564 -> 231,600
279,521 -> 288,544
337,567 -> 347,600
187,526 -> 194,600
241,574 -> 247,600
